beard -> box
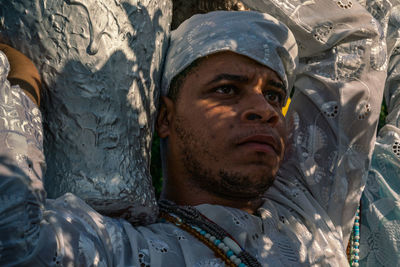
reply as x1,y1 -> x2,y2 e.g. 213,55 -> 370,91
174,116 -> 276,200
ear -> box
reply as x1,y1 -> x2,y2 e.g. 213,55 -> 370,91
157,96 -> 175,138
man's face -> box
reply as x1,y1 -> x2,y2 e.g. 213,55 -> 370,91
160,52 -> 287,199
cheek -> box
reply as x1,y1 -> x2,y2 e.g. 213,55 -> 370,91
179,101 -> 239,144
203,105 -> 238,129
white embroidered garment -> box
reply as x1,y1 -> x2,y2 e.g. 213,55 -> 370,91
0,0 -> 399,266
358,3 -> 400,265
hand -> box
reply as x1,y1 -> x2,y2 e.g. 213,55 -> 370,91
0,44 -> 41,106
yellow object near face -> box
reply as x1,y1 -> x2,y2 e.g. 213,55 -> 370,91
282,98 -> 291,117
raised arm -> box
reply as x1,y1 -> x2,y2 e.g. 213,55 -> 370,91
242,0 -> 389,243
358,4 -> 400,265
0,46 -> 47,264
0,48 -> 120,266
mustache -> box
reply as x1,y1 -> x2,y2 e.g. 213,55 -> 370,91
231,128 -> 286,152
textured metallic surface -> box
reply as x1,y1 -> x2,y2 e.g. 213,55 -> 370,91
0,0 -> 172,224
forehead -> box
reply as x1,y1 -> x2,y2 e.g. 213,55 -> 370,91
193,52 -> 282,82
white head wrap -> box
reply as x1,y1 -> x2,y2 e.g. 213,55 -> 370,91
161,11 -> 298,100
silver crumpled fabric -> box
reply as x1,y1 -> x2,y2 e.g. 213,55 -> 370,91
0,0 -> 172,224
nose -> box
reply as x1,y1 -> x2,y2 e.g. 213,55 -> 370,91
240,93 -> 280,127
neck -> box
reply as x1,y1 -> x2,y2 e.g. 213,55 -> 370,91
160,177 -> 263,215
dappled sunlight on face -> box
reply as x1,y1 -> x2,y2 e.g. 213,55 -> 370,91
168,52 -> 287,198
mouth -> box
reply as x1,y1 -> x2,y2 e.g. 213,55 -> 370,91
237,134 -> 279,154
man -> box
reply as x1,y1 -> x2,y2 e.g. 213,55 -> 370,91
0,6 -> 391,267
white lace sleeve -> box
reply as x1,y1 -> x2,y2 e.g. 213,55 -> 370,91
242,0 -> 389,244
0,50 -> 48,264
359,4 -> 400,265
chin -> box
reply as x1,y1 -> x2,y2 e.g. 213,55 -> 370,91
215,169 -> 276,199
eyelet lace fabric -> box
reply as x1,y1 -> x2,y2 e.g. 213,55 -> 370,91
360,125 -> 400,265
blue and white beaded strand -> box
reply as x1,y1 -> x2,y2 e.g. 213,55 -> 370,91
351,206 -> 360,266
158,200 -> 261,266
162,212 -> 248,266
191,224 -> 247,267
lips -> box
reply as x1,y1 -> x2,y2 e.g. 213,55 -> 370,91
237,134 -> 279,154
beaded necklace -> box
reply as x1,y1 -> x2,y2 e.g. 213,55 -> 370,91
349,206 -> 361,266
158,200 -> 262,267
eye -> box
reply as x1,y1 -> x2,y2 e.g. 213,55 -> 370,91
265,90 -> 284,105
214,85 -> 237,95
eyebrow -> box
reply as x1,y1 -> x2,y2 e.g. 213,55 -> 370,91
267,80 -> 286,93
206,73 -> 249,85
206,73 -> 286,94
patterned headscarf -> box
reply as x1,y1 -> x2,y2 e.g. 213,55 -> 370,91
161,10 -> 298,103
